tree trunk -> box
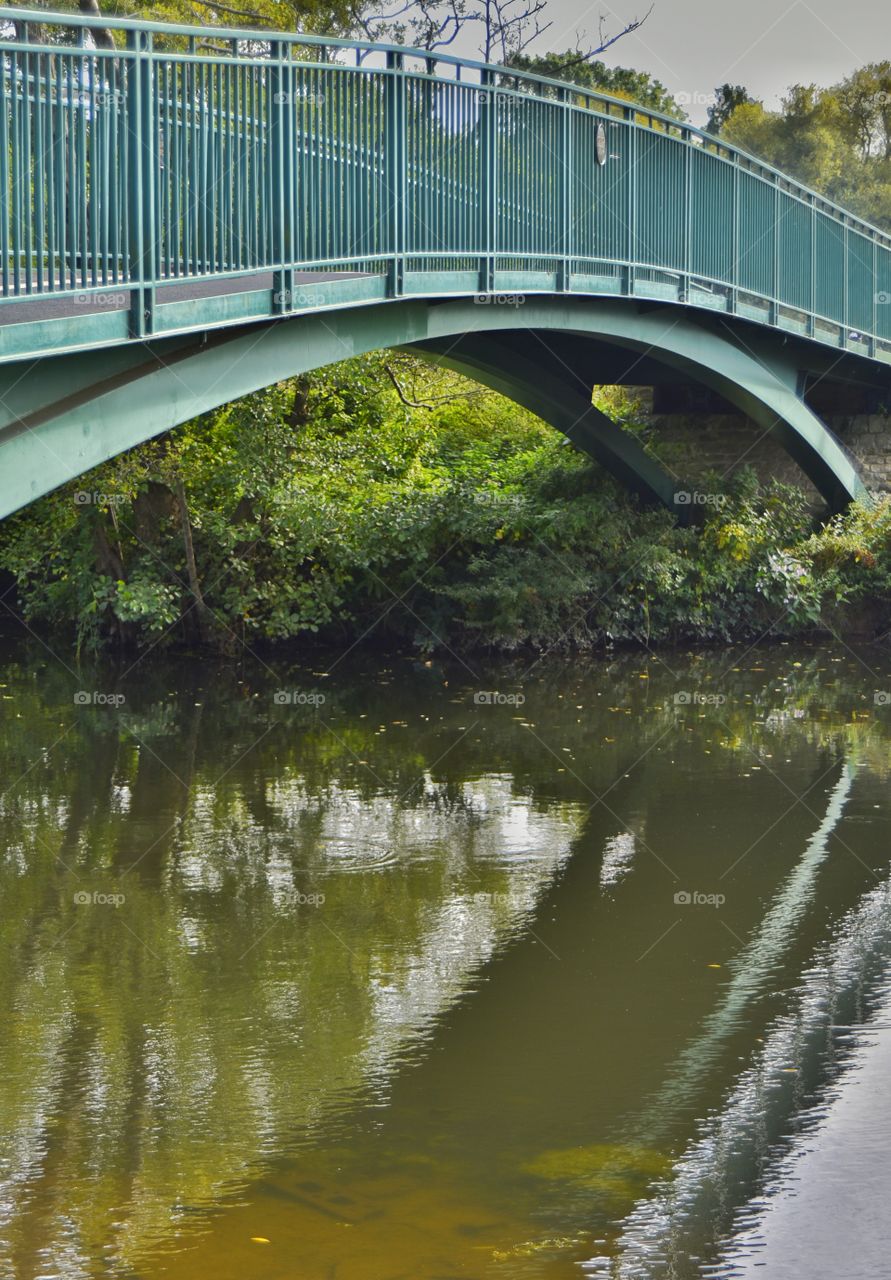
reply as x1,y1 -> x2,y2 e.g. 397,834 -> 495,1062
79,0 -> 115,50
174,477 -> 212,644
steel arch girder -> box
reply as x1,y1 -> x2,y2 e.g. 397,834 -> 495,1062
404,332 -> 683,513
0,296 -> 868,522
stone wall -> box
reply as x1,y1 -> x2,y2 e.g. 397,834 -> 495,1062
642,404 -> 891,504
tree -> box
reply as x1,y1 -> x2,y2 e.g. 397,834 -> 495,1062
706,83 -> 754,135
513,50 -> 684,118
836,63 -> 891,160
715,79 -> 891,231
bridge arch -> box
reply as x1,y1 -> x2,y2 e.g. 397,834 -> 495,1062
0,296 -> 869,522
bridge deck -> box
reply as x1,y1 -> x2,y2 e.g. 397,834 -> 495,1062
0,272 -> 367,324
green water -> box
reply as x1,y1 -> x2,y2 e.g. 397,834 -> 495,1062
1,636 -> 890,1279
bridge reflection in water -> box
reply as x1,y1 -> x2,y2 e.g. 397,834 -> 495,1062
0,641 -> 890,1278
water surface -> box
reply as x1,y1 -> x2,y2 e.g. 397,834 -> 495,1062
1,637 -> 890,1278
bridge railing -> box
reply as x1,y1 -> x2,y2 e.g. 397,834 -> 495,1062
2,5 -> 891,363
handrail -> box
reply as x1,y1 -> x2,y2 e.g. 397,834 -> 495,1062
1,3 -> 890,369
1,3 -> 889,249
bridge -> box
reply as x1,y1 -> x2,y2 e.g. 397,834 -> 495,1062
2,5 -> 891,522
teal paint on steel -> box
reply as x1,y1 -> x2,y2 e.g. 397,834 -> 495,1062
0,7 -> 887,517
0,297 -> 869,522
2,4 -> 891,362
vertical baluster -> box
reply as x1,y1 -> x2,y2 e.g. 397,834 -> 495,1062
33,44 -> 47,292
0,54 -> 9,298
12,50 -> 25,294
126,28 -> 155,335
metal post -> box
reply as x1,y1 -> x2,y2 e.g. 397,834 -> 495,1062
730,159 -> 739,314
682,130 -> 692,303
808,200 -> 816,338
270,42 -> 294,313
127,29 -> 156,337
842,220 -> 849,345
770,180 -> 779,326
384,50 -> 405,297
871,239 -> 877,357
556,87 -> 570,292
626,107 -> 637,296
478,68 -> 496,295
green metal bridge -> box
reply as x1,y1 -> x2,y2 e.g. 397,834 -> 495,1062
1,6 -> 891,520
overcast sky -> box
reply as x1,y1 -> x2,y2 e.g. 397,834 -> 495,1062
519,0 -> 891,123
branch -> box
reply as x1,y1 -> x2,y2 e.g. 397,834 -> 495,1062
384,362 -> 480,408
192,0 -> 269,21
552,5 -> 653,70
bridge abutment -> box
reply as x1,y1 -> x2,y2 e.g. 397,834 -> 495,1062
635,386 -> 891,505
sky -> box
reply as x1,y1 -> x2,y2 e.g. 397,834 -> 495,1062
514,0 -> 891,124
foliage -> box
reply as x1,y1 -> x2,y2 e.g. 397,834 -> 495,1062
706,83 -> 755,135
715,68 -> 891,229
512,51 -> 685,119
2,356 -> 891,656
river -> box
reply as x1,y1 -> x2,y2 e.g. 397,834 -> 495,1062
0,634 -> 890,1278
